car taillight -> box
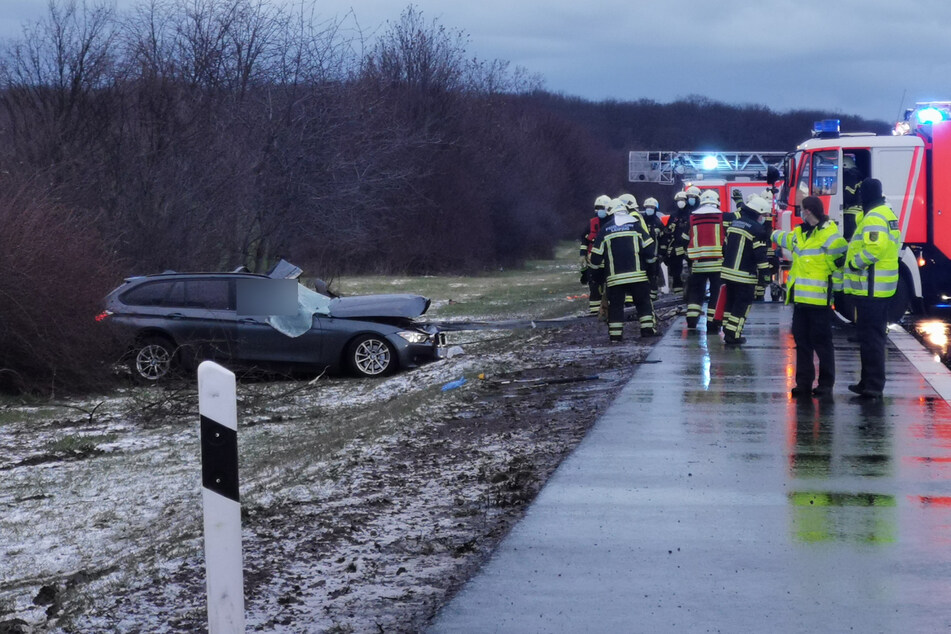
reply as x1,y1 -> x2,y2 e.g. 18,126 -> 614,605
95,310 -> 113,322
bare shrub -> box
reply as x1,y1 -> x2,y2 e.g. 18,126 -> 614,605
0,181 -> 121,395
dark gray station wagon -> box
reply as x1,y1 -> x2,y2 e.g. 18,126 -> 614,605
98,270 -> 445,382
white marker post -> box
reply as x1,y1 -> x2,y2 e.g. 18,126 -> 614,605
198,361 -> 245,633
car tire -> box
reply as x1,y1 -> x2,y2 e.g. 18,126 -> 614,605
129,336 -> 177,383
346,335 -> 396,378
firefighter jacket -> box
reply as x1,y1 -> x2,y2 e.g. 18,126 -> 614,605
660,209 -> 690,260
580,216 -> 601,259
844,203 -> 901,298
643,213 -> 666,246
720,206 -> 770,285
772,219 -> 847,306
684,204 -> 724,273
843,170 -> 864,241
589,215 -> 657,287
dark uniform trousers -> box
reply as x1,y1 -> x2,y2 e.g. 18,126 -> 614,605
587,277 -> 603,315
855,296 -> 888,393
686,270 -> 721,331
667,256 -> 686,294
791,303 -> 835,390
722,281 -> 755,340
606,282 -> 655,340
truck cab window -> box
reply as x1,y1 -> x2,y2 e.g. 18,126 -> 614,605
812,150 -> 839,196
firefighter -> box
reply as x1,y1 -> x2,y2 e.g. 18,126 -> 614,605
580,194 -> 612,315
844,178 -> 901,399
755,187 -> 778,301
720,195 -> 772,345
842,155 -> 864,241
684,189 -> 724,333
641,197 -> 667,299
589,200 -> 659,342
685,185 -> 701,212
772,196 -> 847,398
661,191 -> 690,295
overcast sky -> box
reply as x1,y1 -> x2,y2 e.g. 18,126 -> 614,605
2,0 -> 949,123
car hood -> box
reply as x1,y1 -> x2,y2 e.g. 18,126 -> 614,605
328,294 -> 430,319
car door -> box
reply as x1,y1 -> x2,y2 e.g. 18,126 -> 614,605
235,313 -> 325,365
177,278 -> 238,363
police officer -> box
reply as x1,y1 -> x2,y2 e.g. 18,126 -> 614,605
684,189 -> 724,333
772,196 -> 847,397
589,200 -> 659,342
844,178 -> 901,399
720,195 -> 772,345
580,195 -> 612,315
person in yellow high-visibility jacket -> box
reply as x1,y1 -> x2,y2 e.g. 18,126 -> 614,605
844,178 -> 901,399
771,196 -> 847,398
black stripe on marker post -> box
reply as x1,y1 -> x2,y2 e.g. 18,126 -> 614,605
200,414 -> 240,502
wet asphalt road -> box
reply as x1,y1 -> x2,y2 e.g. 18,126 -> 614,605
430,302 -> 951,633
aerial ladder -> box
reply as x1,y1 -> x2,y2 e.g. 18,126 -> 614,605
628,151 -> 787,184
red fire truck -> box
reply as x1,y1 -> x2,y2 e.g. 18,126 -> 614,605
775,103 -> 951,320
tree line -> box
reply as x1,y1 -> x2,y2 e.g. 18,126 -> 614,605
0,0 -> 890,393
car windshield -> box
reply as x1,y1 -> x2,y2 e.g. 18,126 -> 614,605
266,283 -> 333,337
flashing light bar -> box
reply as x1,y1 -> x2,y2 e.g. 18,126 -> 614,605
916,107 -> 948,124
813,119 -> 840,135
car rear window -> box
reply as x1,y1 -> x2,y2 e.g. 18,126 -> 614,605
120,281 -> 184,307
185,280 -> 233,310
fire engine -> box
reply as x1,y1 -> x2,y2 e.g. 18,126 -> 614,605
775,103 -> 951,320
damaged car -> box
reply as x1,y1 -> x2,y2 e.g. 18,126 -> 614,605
97,261 -> 445,382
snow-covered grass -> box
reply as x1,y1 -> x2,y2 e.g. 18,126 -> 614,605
0,241 -> 594,632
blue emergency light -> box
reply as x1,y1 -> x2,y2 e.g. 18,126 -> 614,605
813,119 -> 840,135
916,107 -> 947,124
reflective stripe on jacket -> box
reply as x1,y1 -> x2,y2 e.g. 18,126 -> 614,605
685,206 -> 723,273
721,209 -> 770,285
843,204 -> 900,298
771,219 -> 847,306
590,218 -> 657,287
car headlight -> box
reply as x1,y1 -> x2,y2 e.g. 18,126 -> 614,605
397,330 -> 430,344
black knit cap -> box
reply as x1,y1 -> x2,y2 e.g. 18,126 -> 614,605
801,196 -> 825,220
860,177 -> 884,207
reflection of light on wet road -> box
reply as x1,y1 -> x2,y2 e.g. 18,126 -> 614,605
917,320 -> 949,353
700,331 -> 711,390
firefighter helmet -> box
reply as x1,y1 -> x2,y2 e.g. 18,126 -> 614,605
745,195 -> 771,217
643,197 -> 659,209
685,186 -> 701,197
594,194 -> 611,210
619,193 -> 638,210
699,189 -> 719,206
843,154 -> 857,170
674,191 -> 687,209
608,198 -> 627,215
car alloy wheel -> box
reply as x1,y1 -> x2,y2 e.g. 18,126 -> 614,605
351,336 -> 393,377
133,339 -> 174,381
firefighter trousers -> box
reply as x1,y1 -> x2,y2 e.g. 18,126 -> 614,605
667,256 -> 686,294
606,282 -> 656,341
587,277 -> 603,315
722,281 -> 755,341
686,270 -> 721,331
791,303 -> 835,390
